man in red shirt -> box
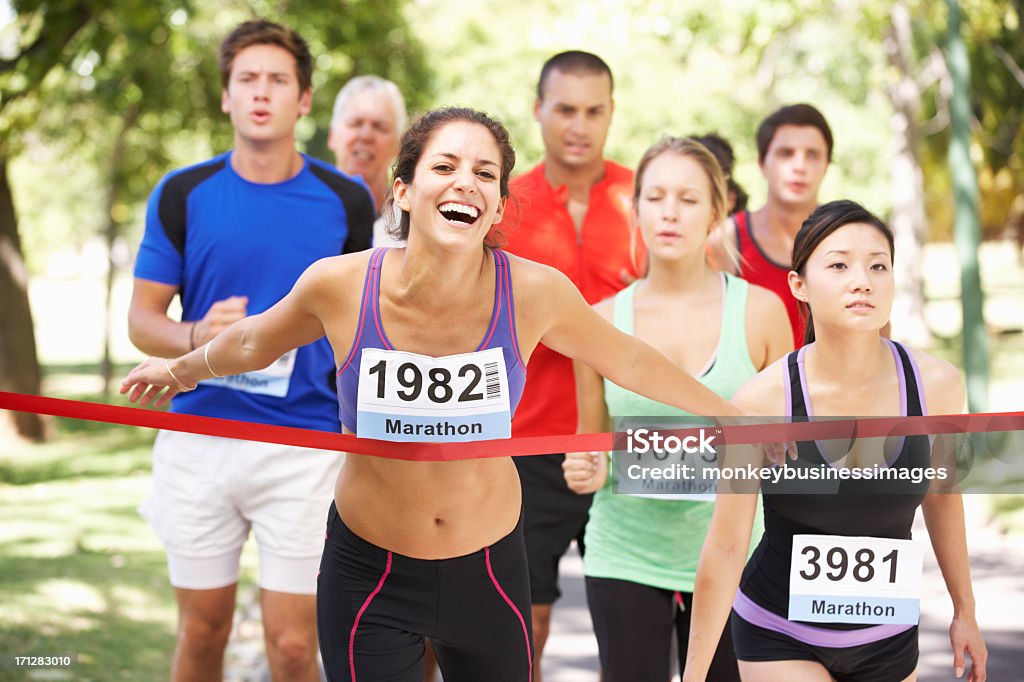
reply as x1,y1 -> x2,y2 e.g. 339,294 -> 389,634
502,51 -> 642,680
709,103 -> 833,346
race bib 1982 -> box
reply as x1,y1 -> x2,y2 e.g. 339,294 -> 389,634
789,534 -> 924,625
356,347 -> 511,442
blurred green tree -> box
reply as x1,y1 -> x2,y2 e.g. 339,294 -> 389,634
1,0 -> 95,440
2,0 -> 431,415
409,0 -> 1019,352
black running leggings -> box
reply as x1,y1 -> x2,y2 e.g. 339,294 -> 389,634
586,576 -> 741,682
317,504 -> 533,682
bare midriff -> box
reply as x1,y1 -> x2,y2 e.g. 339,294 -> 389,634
334,453 -> 522,559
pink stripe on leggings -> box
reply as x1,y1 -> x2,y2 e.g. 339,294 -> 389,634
349,551 -> 393,682
485,547 -> 533,682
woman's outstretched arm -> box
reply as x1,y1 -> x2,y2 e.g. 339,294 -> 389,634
122,257 -> 340,407
526,264 -> 741,419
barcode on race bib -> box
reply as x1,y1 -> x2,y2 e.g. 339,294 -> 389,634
485,361 -> 500,400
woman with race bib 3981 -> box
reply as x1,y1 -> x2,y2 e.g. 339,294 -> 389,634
681,200 -> 987,682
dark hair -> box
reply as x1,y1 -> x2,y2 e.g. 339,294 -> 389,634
537,50 -> 614,100
693,132 -> 749,215
730,182 -> 749,213
756,103 -> 834,164
792,200 -> 894,345
387,107 -> 516,248
219,19 -> 313,94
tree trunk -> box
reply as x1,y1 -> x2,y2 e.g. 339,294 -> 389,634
884,1 -> 934,348
946,0 -> 989,412
100,105 -> 139,398
0,153 -> 48,441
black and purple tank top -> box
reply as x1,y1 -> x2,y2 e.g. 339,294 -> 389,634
336,248 -> 527,434
734,339 -> 932,646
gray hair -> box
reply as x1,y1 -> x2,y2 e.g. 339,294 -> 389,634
330,75 -> 407,134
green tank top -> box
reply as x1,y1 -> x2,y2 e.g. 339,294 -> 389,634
584,273 -> 763,592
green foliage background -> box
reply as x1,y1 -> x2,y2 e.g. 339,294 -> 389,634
5,0 -> 432,272
4,0 -> 1022,274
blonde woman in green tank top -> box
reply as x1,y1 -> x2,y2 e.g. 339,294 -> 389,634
563,137 -> 792,682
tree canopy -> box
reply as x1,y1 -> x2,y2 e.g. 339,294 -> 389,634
0,1 -> 1020,430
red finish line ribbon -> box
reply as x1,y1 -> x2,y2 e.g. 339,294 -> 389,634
1,391 -> 1022,462
0,391 -> 609,460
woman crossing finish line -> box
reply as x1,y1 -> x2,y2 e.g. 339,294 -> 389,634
122,107 -> 741,682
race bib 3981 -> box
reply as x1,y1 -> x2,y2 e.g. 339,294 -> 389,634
789,534 -> 924,625
356,347 -> 511,442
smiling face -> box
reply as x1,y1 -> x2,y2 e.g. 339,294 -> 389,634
328,88 -> 400,185
790,222 -> 894,336
221,44 -> 311,145
534,69 -> 613,173
636,151 -> 719,262
393,120 -> 506,251
760,124 -> 829,207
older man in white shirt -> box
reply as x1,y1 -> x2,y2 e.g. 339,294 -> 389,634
328,75 -> 407,247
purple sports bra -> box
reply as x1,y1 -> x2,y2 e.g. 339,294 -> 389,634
336,248 -> 527,433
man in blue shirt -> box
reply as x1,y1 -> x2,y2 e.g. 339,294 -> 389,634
128,20 -> 372,681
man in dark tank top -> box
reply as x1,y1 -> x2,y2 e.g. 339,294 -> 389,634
708,104 -> 833,346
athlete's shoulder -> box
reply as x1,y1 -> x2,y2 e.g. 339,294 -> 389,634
305,154 -> 354,182
298,249 -> 376,297
745,280 -> 787,319
509,162 -> 546,191
904,344 -> 965,414
504,249 -> 562,279
603,159 -> 634,182
733,352 -> 790,416
286,250 -> 376,325
155,152 -> 230,197
304,156 -> 373,199
146,154 -> 231,252
314,248 -> 377,276
164,152 -> 230,178
502,249 -> 577,298
601,160 -> 635,204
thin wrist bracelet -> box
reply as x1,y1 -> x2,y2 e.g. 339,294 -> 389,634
204,340 -> 224,378
164,359 -> 196,391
